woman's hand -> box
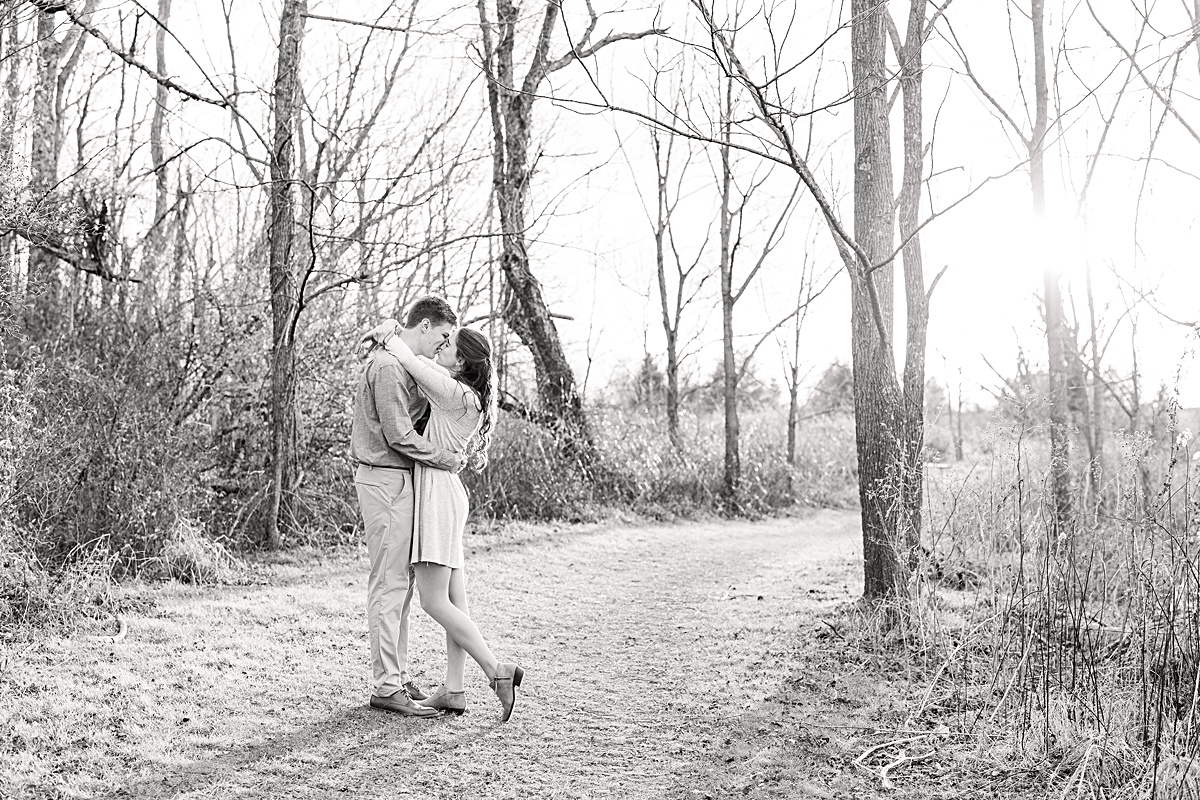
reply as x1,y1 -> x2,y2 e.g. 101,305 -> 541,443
383,333 -> 416,360
360,319 -> 400,348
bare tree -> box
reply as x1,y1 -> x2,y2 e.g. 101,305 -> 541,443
614,43 -> 714,454
265,0 -> 308,549
1029,0 -> 1074,530
25,2 -> 66,336
476,0 -> 661,463
714,89 -> 803,503
649,106 -> 709,455
780,234 -> 832,470
848,0 -> 911,596
0,6 -> 23,334
677,0 -> 942,595
142,0 -> 172,320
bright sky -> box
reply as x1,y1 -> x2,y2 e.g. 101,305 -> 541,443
525,0 -> 1200,409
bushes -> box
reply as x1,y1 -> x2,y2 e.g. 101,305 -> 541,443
149,517 -> 240,584
461,405 -> 858,521
460,415 -> 599,520
2,325 -> 861,609
7,343 -> 212,569
0,546 -> 115,630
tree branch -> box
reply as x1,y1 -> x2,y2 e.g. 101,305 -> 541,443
62,4 -> 228,108
1087,0 -> 1200,148
302,12 -> 424,34
545,27 -> 666,75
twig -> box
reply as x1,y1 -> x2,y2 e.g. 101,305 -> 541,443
855,732 -> 936,768
820,619 -> 845,640
61,6 -> 228,108
879,748 -> 937,788
303,12 -> 423,33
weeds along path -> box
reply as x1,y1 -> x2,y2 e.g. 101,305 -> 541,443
3,509 -> 901,800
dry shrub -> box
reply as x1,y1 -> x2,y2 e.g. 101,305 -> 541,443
460,415 -> 597,521
1146,755 -> 1200,799
0,543 -> 116,630
883,400 -> 1200,794
9,344 -> 215,569
586,406 -> 857,517
0,367 -> 118,629
150,517 -> 240,585
457,403 -> 858,523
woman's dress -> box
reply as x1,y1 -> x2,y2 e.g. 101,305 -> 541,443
384,339 -> 481,569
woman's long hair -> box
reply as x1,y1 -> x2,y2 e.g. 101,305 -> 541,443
454,327 -> 496,471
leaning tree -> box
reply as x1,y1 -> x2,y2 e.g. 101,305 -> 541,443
476,0 -> 661,465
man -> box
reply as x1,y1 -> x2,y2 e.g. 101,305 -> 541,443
351,296 -> 461,717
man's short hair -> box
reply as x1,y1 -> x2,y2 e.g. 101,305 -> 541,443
403,296 -> 457,329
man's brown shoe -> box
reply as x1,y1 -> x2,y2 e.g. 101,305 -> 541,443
370,691 -> 438,717
402,680 -> 428,702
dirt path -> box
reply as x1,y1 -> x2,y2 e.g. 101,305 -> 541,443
6,510 -> 937,800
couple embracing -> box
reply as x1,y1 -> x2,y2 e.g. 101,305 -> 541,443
349,295 -> 524,722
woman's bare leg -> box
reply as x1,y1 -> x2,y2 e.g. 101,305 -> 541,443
414,563 -> 497,683
443,567 -> 470,691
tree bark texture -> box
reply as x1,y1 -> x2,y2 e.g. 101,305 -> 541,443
480,0 -> 595,464
0,9 -> 19,164
895,0 -> 931,569
26,7 -> 63,337
851,0 -> 905,599
266,0 -> 307,550
0,10 -> 21,332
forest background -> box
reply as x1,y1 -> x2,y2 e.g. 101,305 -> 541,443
3,0 -> 1200,795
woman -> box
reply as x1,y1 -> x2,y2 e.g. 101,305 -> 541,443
368,320 -> 525,722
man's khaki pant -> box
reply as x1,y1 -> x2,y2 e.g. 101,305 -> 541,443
355,464 -> 417,698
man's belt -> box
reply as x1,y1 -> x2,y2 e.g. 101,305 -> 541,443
359,463 -> 412,471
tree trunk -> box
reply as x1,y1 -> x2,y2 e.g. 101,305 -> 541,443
143,0 -> 172,320
480,0 -> 596,465
1084,261 -> 1104,513
0,8 -> 17,162
718,77 -> 739,507
0,9 -> 21,333
170,175 -> 191,325
896,0 -> 931,570
787,315 -> 801,468
786,354 -> 801,500
651,129 -> 682,454
1031,0 -> 1073,531
266,0 -> 307,550
851,0 -> 904,599
192,242 -> 210,341
953,372 -> 965,461
25,7 -> 63,337
664,323 -> 681,452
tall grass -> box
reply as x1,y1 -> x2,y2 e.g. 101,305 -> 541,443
875,401 -> 1200,795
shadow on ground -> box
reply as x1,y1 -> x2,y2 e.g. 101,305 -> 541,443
109,703 -> 502,798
